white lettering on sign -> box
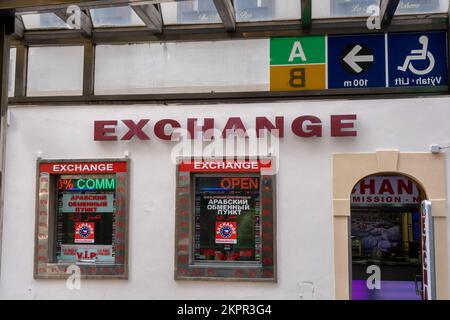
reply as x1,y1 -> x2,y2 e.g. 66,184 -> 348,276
351,176 -> 420,205
61,193 -> 114,213
207,198 -> 250,215
53,163 -> 114,173
288,41 -> 307,62
193,161 -> 259,171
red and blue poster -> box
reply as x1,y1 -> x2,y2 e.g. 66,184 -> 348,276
215,222 -> 237,244
75,222 -> 95,244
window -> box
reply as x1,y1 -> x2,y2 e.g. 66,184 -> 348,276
90,6 -> 145,27
27,46 -> 84,97
34,159 -> 129,279
194,175 -> 261,262
8,47 -> 16,98
56,175 -> 116,264
395,0 -> 449,14
234,0 -> 301,22
161,0 -> 221,24
315,0 -> 448,18
21,13 -> 69,30
95,40 -> 269,95
328,0 -> 380,17
175,159 -> 276,281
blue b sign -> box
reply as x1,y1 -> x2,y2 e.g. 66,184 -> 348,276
328,33 -> 386,89
388,31 -> 448,87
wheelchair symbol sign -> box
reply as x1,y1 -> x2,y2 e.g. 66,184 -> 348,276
388,31 -> 447,87
397,36 -> 435,76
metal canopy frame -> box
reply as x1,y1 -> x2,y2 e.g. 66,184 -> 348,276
0,0 -> 449,105
53,7 -> 92,37
213,0 -> 235,32
0,1 -> 140,11
380,0 -> 400,28
7,0 -> 416,43
130,3 -> 163,33
301,0 -> 311,29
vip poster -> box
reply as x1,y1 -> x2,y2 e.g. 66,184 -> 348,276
59,245 -> 114,263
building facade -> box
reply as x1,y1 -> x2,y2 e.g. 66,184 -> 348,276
0,0 -> 449,300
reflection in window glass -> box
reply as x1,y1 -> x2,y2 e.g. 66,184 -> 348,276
90,6 -> 145,27
396,0 -> 449,14
194,176 -> 261,262
327,0 -> 380,17
234,0 -> 301,22
21,13 -> 69,29
161,0 -> 221,24
27,46 -> 84,97
8,48 -> 16,98
314,0 -> 448,18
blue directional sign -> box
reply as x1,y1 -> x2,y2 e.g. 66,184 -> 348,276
328,34 -> 386,89
388,31 -> 448,87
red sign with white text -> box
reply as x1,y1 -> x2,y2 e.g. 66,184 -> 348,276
74,222 -> 95,244
179,160 -> 271,173
215,222 -> 237,244
39,161 -> 127,174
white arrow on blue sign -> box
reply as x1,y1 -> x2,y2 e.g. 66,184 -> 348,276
343,45 -> 374,74
328,33 -> 386,89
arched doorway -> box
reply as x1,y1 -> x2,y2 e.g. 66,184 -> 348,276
332,151 -> 448,300
350,174 -> 430,300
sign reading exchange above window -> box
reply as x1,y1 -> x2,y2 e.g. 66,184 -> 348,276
178,160 -> 272,173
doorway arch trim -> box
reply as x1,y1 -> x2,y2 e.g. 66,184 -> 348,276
332,150 -> 449,299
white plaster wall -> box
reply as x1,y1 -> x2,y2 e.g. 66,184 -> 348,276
1,96 -> 450,299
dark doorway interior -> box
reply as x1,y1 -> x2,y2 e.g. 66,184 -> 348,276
351,208 -> 422,300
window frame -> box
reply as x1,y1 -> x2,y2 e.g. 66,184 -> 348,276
174,158 -> 277,282
34,158 -> 130,280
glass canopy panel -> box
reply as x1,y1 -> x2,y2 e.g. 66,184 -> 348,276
161,0 -> 222,24
313,0 -> 448,18
8,48 -> 16,98
395,0 -> 449,14
95,40 -> 269,95
234,0 -> 301,22
90,6 -> 145,27
21,13 -> 70,29
27,46 -> 84,97
313,0 -> 380,18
